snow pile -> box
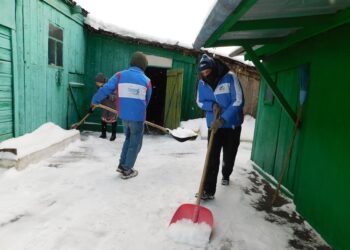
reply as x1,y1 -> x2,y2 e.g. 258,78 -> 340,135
170,127 -> 197,139
180,115 -> 255,141
241,115 -> 256,142
180,118 -> 208,139
0,123 -> 79,158
0,152 -> 17,160
167,219 -> 211,248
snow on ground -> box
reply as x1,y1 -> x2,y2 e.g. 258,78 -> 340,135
0,123 -> 79,159
0,119 -> 329,250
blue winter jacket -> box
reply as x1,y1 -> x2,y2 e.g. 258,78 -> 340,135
92,67 -> 152,122
196,72 -> 244,128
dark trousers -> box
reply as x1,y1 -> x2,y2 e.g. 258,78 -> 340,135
204,127 -> 241,195
101,120 -> 117,135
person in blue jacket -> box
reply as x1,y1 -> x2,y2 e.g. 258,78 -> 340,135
90,52 -> 152,179
196,54 -> 244,200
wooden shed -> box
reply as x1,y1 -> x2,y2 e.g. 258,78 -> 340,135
194,1 -> 350,249
0,0 -> 86,142
0,0 -> 259,139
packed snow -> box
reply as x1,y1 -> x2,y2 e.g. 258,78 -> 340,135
0,117 -> 329,249
170,127 -> 198,139
0,123 -> 79,159
167,219 -> 211,248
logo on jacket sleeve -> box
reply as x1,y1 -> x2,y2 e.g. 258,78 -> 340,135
214,83 -> 230,95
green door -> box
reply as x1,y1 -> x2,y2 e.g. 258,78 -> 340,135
164,69 -> 183,129
0,25 -> 14,142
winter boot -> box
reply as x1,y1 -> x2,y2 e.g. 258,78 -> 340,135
195,191 -> 214,200
221,177 -> 230,186
121,168 -> 138,179
116,164 -> 124,173
110,122 -> 117,141
100,120 -> 107,139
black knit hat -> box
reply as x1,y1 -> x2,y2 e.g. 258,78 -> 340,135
130,51 -> 148,71
95,73 -> 108,83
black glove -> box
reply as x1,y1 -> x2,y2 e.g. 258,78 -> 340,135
88,105 -> 95,114
212,103 -> 221,116
210,118 -> 225,133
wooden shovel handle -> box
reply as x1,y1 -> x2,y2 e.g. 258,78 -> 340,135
96,104 -> 169,134
195,109 -> 219,206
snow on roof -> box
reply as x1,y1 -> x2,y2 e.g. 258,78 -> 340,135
85,15 -> 193,50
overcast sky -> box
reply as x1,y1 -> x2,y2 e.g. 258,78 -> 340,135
74,0 -> 239,57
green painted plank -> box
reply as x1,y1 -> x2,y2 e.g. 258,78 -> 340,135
214,38 -> 283,47
0,111 -> 13,122
0,36 -> 11,50
0,48 -> 12,61
0,133 -> 13,142
205,0 -> 257,47
0,61 -> 12,74
255,7 -> 350,57
0,0 -> 15,29
0,101 -> 12,110
0,25 -> 11,36
0,121 -> 12,134
230,14 -> 333,31
244,46 -> 297,123
0,76 -> 12,86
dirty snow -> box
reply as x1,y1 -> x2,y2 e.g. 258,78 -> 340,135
0,117 -> 329,250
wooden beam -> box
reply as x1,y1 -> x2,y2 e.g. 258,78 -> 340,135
255,7 -> 350,57
230,14 -> 333,31
244,46 -> 297,123
213,37 -> 283,47
205,0 -> 257,47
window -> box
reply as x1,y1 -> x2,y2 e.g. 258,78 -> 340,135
48,24 -> 63,67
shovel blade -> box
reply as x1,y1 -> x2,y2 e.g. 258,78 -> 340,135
170,204 -> 214,228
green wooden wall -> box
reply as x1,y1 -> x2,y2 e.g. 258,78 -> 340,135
81,32 -> 201,131
252,23 -> 350,249
14,0 -> 85,136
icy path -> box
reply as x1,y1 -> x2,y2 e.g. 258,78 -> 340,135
0,132 -> 329,250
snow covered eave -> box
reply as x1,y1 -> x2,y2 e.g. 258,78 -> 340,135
193,0 -> 243,49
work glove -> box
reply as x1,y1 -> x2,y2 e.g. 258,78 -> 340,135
212,102 -> 221,116
210,118 -> 225,133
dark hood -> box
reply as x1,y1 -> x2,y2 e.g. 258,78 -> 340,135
202,58 -> 229,90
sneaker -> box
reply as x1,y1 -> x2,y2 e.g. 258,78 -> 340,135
116,165 -> 124,173
121,169 -> 138,179
195,191 -> 214,200
221,178 -> 230,186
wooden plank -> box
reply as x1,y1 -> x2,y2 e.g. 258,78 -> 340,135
0,36 -> 11,50
0,101 -> 12,110
244,46 -> 297,123
0,75 -> 12,86
0,61 -> 12,75
0,110 -> 13,122
0,132 -> 13,142
0,121 -> 13,134
0,25 -> 11,36
0,48 -> 12,61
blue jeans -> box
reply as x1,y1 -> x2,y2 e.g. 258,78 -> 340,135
119,120 -> 144,170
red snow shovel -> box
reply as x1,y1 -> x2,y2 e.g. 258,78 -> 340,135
169,111 -> 219,229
